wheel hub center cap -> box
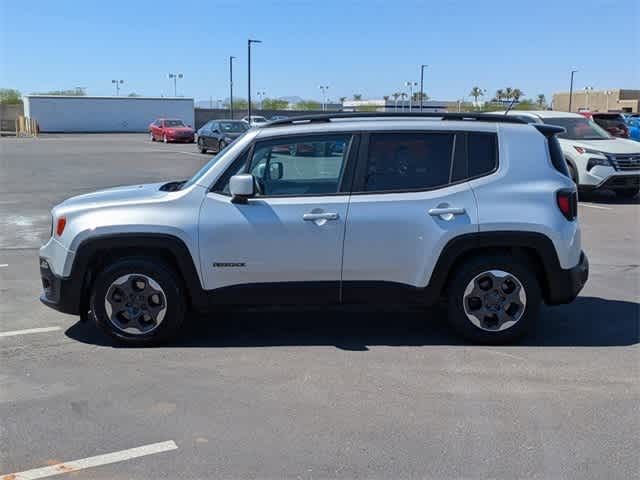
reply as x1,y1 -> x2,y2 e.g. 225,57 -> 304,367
484,290 -> 504,309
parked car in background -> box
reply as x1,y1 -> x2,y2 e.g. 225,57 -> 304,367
579,112 -> 629,138
270,115 -> 288,121
623,114 -> 640,141
197,120 -> 249,154
500,110 -> 640,198
241,115 -> 269,127
149,118 -> 195,143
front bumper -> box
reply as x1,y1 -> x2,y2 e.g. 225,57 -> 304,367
546,251 -> 589,305
595,174 -> 639,190
39,258 -> 81,315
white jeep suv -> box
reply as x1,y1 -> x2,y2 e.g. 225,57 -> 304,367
501,110 -> 640,198
39,113 -> 588,345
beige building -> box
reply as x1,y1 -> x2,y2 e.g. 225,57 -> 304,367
553,89 -> 639,113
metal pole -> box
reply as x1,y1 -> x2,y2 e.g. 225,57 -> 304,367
229,56 -> 235,119
569,70 -> 577,112
247,40 -> 252,121
420,65 -> 427,111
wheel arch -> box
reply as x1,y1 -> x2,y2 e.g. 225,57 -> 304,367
71,233 -> 208,315
428,231 -> 562,304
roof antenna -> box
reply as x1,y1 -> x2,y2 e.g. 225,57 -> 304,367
504,97 -> 517,115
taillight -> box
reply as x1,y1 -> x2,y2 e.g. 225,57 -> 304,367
55,216 -> 67,236
557,189 -> 577,221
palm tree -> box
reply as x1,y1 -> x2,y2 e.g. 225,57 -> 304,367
495,89 -> 505,102
511,88 -> 524,101
353,94 -> 362,101
400,92 -> 408,112
504,87 -> 514,100
536,94 -> 546,108
339,96 -> 346,104
383,95 -> 389,102
469,86 -> 484,108
412,91 -> 428,103
392,92 -> 400,111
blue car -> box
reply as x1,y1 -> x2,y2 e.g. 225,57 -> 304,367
624,114 -> 640,141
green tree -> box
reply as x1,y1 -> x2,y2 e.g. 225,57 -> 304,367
0,88 -> 22,104
383,95 -> 389,102
536,94 -> 546,108
33,88 -> 86,96
412,91 -> 429,103
339,96 -> 346,104
225,98 -> 249,110
352,94 -> 362,101
262,98 -> 288,110
469,86 -> 484,107
511,88 -> 524,100
504,87 -> 514,99
127,92 -> 141,97
495,89 -> 505,101
296,100 -> 321,110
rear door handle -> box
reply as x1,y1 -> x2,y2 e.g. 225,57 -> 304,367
428,207 -> 466,216
303,212 -> 339,221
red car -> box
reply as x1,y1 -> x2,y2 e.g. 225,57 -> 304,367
149,118 -> 195,143
579,112 -> 629,138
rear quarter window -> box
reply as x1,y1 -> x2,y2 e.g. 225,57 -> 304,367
467,133 -> 497,178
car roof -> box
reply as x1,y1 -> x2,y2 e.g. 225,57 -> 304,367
495,110 -> 584,119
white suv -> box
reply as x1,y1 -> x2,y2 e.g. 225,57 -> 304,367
39,113 -> 588,345
501,110 -> 640,198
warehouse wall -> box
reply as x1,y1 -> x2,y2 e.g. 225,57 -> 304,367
24,96 -> 195,132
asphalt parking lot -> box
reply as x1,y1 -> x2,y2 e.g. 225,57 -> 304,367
1,134 -> 638,479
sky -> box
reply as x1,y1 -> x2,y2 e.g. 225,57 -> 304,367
1,0 -> 638,103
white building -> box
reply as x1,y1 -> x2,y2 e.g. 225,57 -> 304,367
23,95 -> 194,132
342,99 -> 448,112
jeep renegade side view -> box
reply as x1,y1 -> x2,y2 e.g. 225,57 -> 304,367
39,113 -> 589,345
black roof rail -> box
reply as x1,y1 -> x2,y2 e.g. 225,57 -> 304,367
263,111 -> 527,128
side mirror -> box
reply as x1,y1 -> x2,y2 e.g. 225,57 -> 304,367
269,161 -> 283,180
229,174 -> 255,204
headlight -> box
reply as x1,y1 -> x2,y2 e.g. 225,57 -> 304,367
586,157 -> 612,171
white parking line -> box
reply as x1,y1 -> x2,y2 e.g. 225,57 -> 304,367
0,326 -> 62,338
2,440 -> 178,479
579,203 -> 612,210
177,151 -> 205,157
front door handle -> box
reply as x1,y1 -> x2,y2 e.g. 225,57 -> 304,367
428,207 -> 466,216
303,212 -> 339,221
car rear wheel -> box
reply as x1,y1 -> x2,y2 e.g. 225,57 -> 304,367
149,132 -> 155,142
198,138 -> 207,154
616,187 -> 639,199
89,258 -> 186,346
446,254 -> 541,344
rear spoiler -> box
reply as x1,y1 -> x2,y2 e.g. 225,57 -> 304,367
534,124 -> 565,136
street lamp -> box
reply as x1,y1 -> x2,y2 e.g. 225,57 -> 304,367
405,81 -> 417,111
168,73 -> 183,96
584,86 -> 594,110
568,69 -> 578,112
318,85 -> 329,111
111,79 -> 124,96
257,91 -> 266,110
247,39 -> 262,121
229,56 -> 235,119
419,65 -> 428,111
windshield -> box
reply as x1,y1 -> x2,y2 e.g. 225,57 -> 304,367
542,117 -> 612,140
165,119 -> 185,127
180,132 -> 249,189
220,121 -> 248,133
252,116 -> 267,123
593,115 -> 625,128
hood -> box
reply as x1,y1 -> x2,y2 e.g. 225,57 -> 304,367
55,182 -> 170,214
559,137 -> 640,155
166,126 -> 194,133
222,131 -> 244,139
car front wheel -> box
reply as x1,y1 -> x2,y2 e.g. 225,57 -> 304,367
218,140 -> 226,152
446,254 -> 541,344
150,132 -> 155,142
198,138 -> 207,154
89,258 -> 186,346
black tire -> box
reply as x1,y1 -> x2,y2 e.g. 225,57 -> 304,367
150,132 -> 155,142
89,258 -> 186,346
218,140 -> 226,152
198,137 -> 207,154
446,254 -> 541,344
615,187 -> 639,199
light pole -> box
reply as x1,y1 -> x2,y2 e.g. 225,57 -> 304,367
229,56 -> 235,119
584,86 -> 593,110
111,79 -> 124,96
257,91 -> 266,110
168,73 -> 183,96
419,64 -> 428,111
405,81 -> 417,111
247,39 -> 262,121
318,85 -> 329,111
568,69 -> 578,112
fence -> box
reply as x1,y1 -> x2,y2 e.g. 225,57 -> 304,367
15,116 -> 40,137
